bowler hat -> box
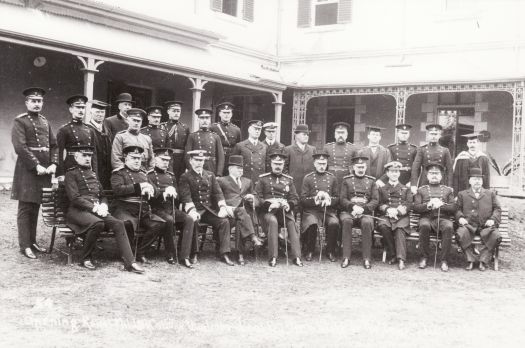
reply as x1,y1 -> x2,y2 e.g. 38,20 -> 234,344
228,155 -> 244,167
114,93 -> 135,105
294,124 -> 310,134
468,167 -> 484,177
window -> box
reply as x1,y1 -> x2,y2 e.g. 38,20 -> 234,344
211,0 -> 254,22
297,0 -> 352,28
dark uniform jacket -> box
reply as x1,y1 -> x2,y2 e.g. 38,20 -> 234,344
359,145 -> 392,179
413,184 -> 456,219
147,166 -> 178,213
232,139 -> 267,184
378,142 -> 417,185
284,143 -> 316,193
411,143 -> 453,187
340,174 -> 379,214
324,142 -> 360,186
178,168 -> 225,216
64,165 -> 106,234
184,129 -> 225,176
255,172 -> 298,218
452,152 -> 491,194
87,121 -> 112,189
455,188 -> 501,229
300,171 -> 339,229
264,139 -> 285,171
56,120 -> 98,176
140,125 -> 168,150
103,113 -> 128,142
163,119 -> 190,179
217,175 -> 256,209
377,181 -> 413,233
210,121 -> 241,171
11,112 -> 59,203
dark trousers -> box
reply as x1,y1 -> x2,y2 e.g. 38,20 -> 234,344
418,217 -> 453,262
376,225 -> 407,261
200,211 -> 231,254
155,209 -> 195,259
303,217 -> 339,254
457,226 -> 501,263
340,212 -> 374,260
124,215 -> 166,256
100,215 -> 135,267
264,212 -> 301,259
17,201 -> 40,250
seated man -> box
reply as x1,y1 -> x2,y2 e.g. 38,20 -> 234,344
413,163 -> 456,272
147,148 -> 197,269
300,149 -> 340,262
110,145 -> 169,264
217,155 -> 263,266
376,161 -> 413,270
339,156 -> 379,269
64,145 -> 144,273
456,168 -> 502,271
178,150 -> 235,266
255,149 -> 303,267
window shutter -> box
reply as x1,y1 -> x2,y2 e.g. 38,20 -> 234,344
337,0 -> 352,23
211,0 -> 223,12
297,0 -> 312,28
243,0 -> 254,22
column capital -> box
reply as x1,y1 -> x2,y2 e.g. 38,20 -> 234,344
77,56 -> 104,73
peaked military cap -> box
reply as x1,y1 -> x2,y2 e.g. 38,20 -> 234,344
312,148 -> 330,160
425,162 -> 445,172
366,125 -> 385,133
164,100 -> 184,108
426,124 -> 443,131
263,122 -> 278,129
195,108 -> 213,117
153,148 -> 174,158
126,108 -> 147,118
70,145 -> 94,154
247,120 -> 263,129
351,155 -> 369,164
395,123 -> 412,130
146,106 -> 163,115
461,132 -> 481,140
23,87 -> 46,99
123,145 -> 144,156
333,122 -> 351,130
268,148 -> 286,162
90,100 -> 110,110
216,102 -> 235,111
114,93 -> 135,104
66,95 -> 88,106
384,161 -> 403,170
187,149 -> 208,159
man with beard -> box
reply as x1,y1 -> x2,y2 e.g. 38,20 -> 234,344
231,120 -> 266,184
324,122 -> 360,190
210,102 -> 241,175
104,92 -> 134,141
87,100 -> 112,189
453,132 -> 490,194
140,106 -> 168,149
163,101 -> 189,179
300,149 -> 340,262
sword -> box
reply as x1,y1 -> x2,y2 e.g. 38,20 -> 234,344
318,205 -> 327,263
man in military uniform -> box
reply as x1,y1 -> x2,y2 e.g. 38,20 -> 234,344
456,168 -> 501,271
339,156 -> 379,269
210,102 -> 241,175
300,149 -> 340,262
184,108 -> 225,176
231,120 -> 266,184
324,122 -> 360,190
110,146 -> 169,264
217,155 -> 263,265
255,149 -> 303,267
104,92 -> 134,141
413,163 -> 456,272
358,126 -> 391,181
64,145 -> 144,273
112,108 -> 154,171
163,101 -> 189,179
262,122 -> 285,171
376,161 -> 413,270
56,95 -> 98,177
453,132 -> 491,194
284,124 -> 315,194
377,124 -> 417,186
147,148 -> 196,268
140,106 -> 168,149
411,124 -> 453,194
178,150 -> 235,266
87,100 -> 112,189
11,87 -> 58,259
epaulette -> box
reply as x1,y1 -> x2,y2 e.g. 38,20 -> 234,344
421,144 -> 429,147
420,185 -> 429,190
365,175 -> 376,180
387,143 -> 396,147
231,123 -> 239,128
140,169 -> 147,173
343,174 -> 354,179
259,172 -> 271,178
282,173 -> 293,179
325,142 -> 334,146
15,113 -> 28,119
167,171 -> 174,176
112,166 -> 125,173
66,166 -> 78,172
140,126 -> 148,130
305,172 -> 315,178
117,130 -> 127,134
146,169 -> 154,174
409,143 -> 417,147
326,171 -> 335,176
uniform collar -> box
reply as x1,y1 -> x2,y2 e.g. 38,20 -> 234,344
154,166 -> 166,173
125,164 -> 141,172
128,129 -> 139,135
27,111 -> 39,117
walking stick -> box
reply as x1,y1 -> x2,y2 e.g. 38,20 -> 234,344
281,207 -> 289,266
319,205 -> 327,263
252,200 -> 259,261
172,196 -> 179,266
134,193 -> 143,260
433,206 -> 441,269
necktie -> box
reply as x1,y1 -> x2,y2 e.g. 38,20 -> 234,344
237,178 -> 242,189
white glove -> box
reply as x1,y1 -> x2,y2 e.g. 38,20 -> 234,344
225,206 -> 235,218
97,203 -> 109,217
189,210 -> 200,221
352,205 -> 364,215
376,179 -> 385,188
485,219 -> 495,227
46,164 -> 57,175
36,164 -> 47,176
218,206 -> 228,218
92,202 -> 100,214
411,186 -> 418,195
163,186 -> 177,200
397,205 -> 407,215
140,183 -> 154,198
386,207 -> 398,219
458,217 -> 468,226
268,201 -> 281,211
244,194 -> 254,203
281,201 -> 290,212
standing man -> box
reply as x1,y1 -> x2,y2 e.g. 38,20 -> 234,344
11,87 -> 58,259
255,149 -> 303,267
411,124 -> 453,194
87,100 -> 112,189
378,124 -> 417,186
376,161 -> 413,270
56,95 -> 97,177
111,108 -> 154,171
210,102 -> 241,175
262,122 -> 285,171
178,150 -> 235,266
453,132 -> 491,194
284,124 -> 315,194
104,92 -> 134,141
217,155 -> 263,265
110,146 -> 168,264
413,163 -> 456,272
140,106 -> 168,149
339,156 -> 379,269
147,148 -> 196,268
184,108 -> 225,176
358,126 -> 391,181
64,145 -> 144,273
163,101 -> 189,180
456,168 -> 501,271
324,122 -> 360,190
300,149 -> 340,262
231,120 -> 267,184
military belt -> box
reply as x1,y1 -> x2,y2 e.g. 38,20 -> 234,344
399,166 -> 411,171
28,147 -> 49,152
331,166 -> 348,171
172,149 -> 185,154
